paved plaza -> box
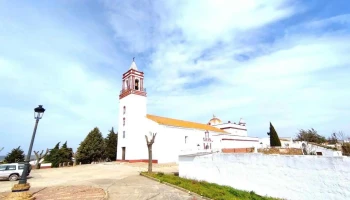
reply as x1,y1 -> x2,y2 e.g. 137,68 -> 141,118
0,162 -> 198,200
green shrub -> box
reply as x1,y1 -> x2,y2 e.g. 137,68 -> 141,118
157,172 -> 164,176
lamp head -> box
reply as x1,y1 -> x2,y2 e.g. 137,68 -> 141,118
34,105 -> 45,119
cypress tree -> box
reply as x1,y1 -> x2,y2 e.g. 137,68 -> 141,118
105,127 -> 118,161
76,127 -> 106,164
267,122 -> 281,147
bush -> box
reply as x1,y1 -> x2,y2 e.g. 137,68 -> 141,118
157,172 -> 164,176
342,143 -> 350,156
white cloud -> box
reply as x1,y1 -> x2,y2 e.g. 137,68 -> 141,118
104,0 -> 350,138
0,2 -> 122,152
1,0 -> 350,153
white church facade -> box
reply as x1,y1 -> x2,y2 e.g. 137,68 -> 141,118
117,60 -> 260,163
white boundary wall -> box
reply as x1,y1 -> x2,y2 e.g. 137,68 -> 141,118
179,153 -> 350,200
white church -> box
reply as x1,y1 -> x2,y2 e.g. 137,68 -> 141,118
117,59 -> 260,163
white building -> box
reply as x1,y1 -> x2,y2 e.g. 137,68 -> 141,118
117,59 -> 259,163
259,137 -> 342,156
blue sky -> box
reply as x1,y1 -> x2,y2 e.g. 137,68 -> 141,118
0,0 -> 349,154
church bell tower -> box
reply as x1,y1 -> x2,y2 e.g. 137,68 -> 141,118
117,58 -> 147,161
119,58 -> 147,100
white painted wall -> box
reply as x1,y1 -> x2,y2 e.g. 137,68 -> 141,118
152,124 -> 260,163
258,139 -> 342,156
179,153 -> 350,200
259,137 -> 297,148
307,143 -> 343,156
213,134 -> 260,149
213,123 -> 247,136
152,124 -> 222,163
117,94 -> 148,161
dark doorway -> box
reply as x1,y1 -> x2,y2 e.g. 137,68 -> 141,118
122,147 -> 126,160
316,152 -> 323,156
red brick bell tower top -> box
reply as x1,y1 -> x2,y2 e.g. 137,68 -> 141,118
119,58 -> 147,100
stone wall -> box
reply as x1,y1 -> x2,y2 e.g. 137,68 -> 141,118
222,147 -> 254,153
258,148 -> 303,155
179,153 -> 350,200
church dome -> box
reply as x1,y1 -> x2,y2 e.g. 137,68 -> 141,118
208,115 -> 222,125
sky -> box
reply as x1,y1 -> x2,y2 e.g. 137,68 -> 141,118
0,0 -> 349,154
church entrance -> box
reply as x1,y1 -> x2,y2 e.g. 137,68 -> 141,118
122,147 -> 126,160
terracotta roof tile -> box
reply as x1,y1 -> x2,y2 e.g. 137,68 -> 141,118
146,114 -> 227,133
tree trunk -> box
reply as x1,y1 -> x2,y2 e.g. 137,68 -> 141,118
145,133 -> 157,174
35,162 -> 41,169
148,145 -> 152,173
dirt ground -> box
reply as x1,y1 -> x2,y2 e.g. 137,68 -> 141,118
0,162 -> 199,200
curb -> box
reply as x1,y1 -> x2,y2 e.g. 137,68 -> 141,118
140,172 -> 212,200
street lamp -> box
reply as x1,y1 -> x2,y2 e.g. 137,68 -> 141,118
6,107 -> 46,200
18,105 -> 45,185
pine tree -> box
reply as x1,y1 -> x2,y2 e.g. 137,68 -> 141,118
45,142 -> 61,167
105,127 -> 118,161
267,122 -> 281,147
76,127 -> 106,164
45,142 -> 74,167
4,146 -> 25,163
59,141 -> 73,163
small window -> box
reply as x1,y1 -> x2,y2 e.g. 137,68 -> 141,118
185,136 -> 188,144
123,118 -> 125,126
0,166 -> 7,171
18,165 -> 25,170
123,106 -> 126,114
123,131 -> 125,138
6,165 -> 16,170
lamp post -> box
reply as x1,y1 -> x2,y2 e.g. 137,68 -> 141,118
7,106 -> 45,200
19,105 -> 45,185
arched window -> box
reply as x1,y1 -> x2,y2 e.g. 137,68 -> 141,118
135,79 -> 139,90
123,106 -> 126,114
123,131 -> 125,138
204,131 -> 209,138
123,118 -> 125,126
